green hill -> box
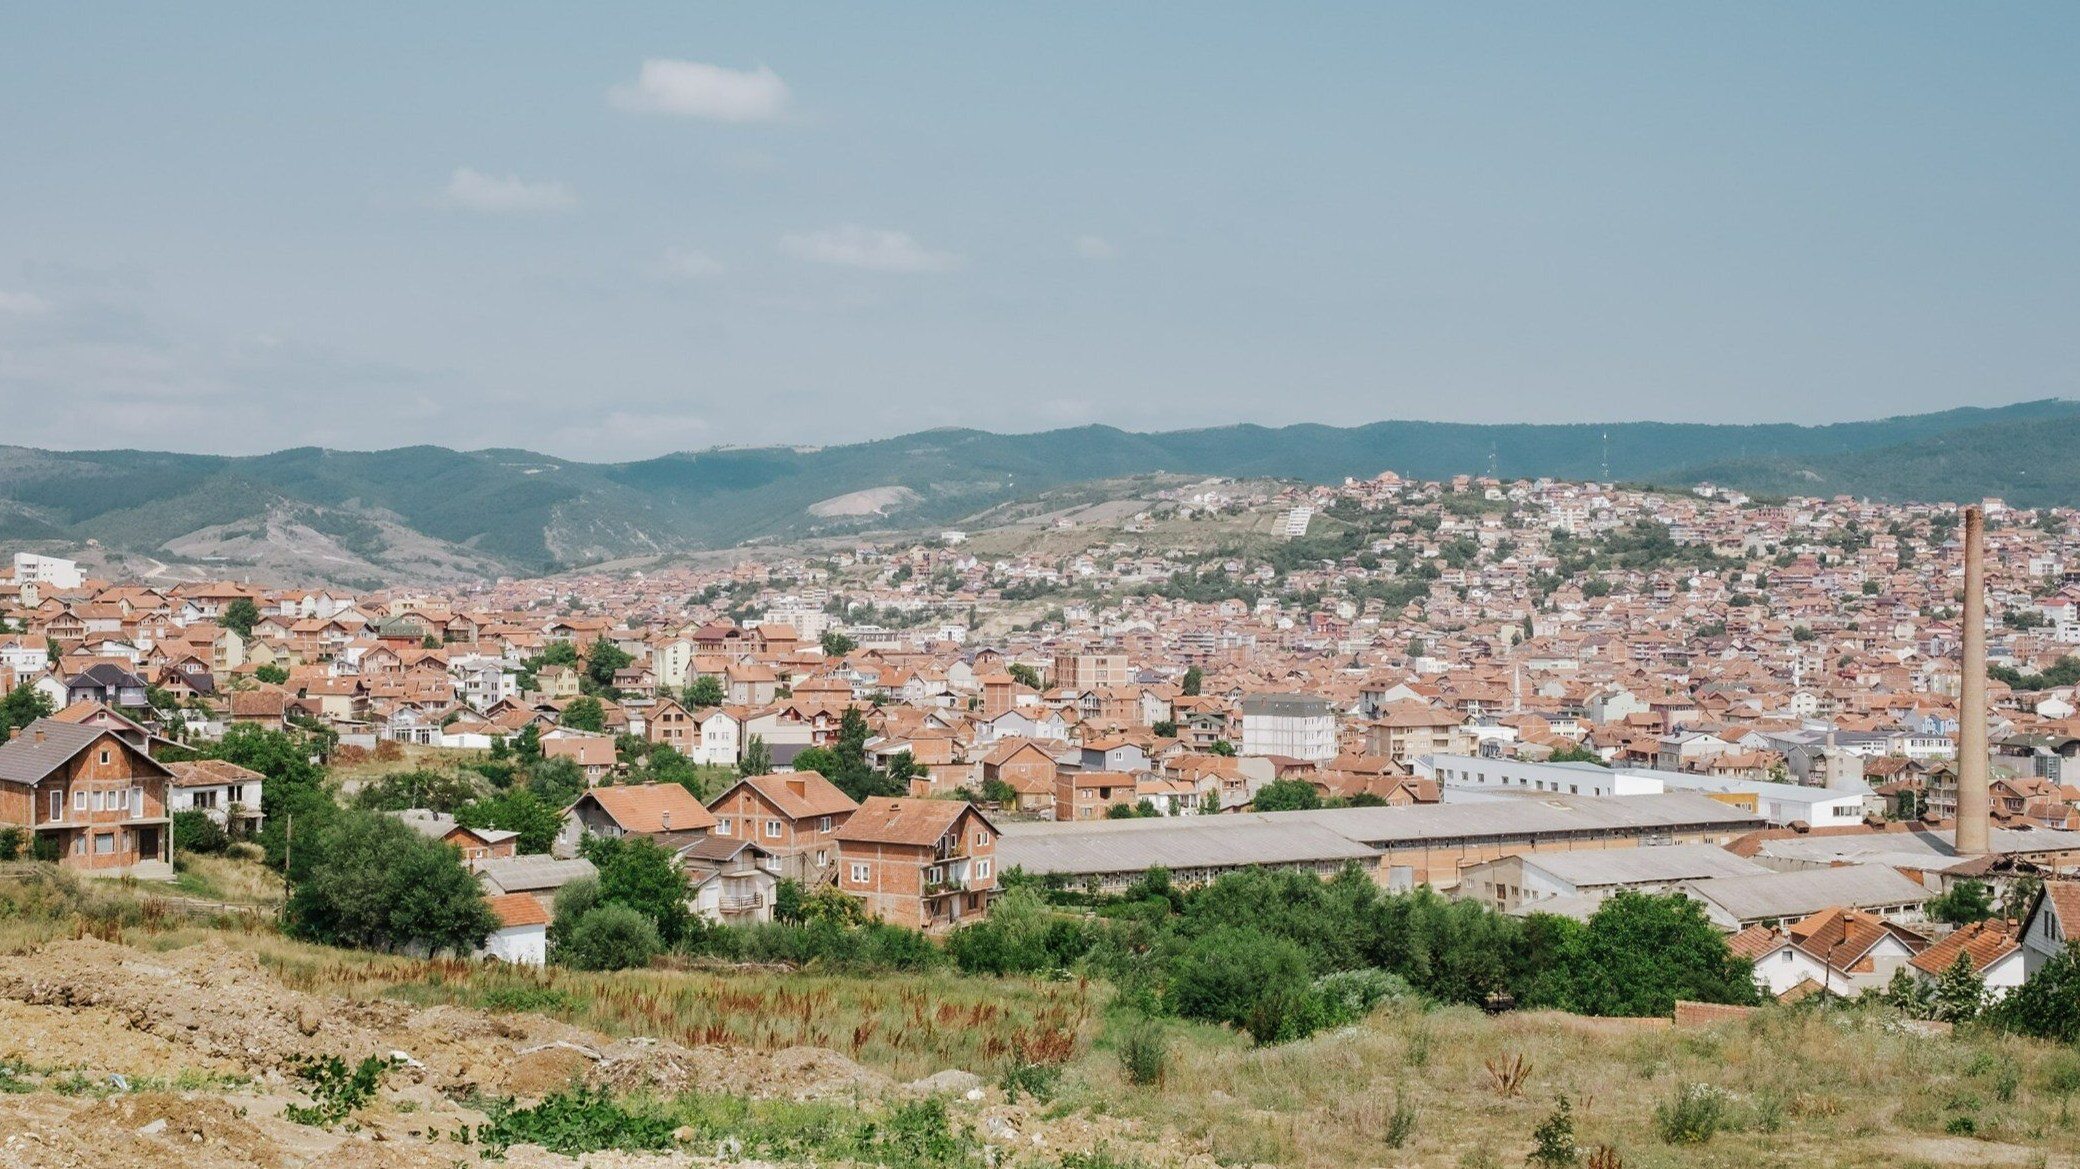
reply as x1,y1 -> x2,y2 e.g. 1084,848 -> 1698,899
1,399 -> 2075,581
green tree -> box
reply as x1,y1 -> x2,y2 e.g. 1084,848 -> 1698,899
737,734 -> 772,777
1253,778 -> 1322,812
221,597 -> 261,638
0,684 -> 55,741
1932,951 -> 1986,1022
1991,942 -> 2080,1041
1181,666 -> 1203,697
820,630 -> 858,657
1007,663 -> 1043,690
685,675 -> 725,707
1209,740 -> 1236,757
456,787 -> 565,854
1927,879 -> 1995,925
1167,927 -> 1318,1044
1545,743 -> 1606,766
579,834 -> 693,945
559,904 -> 662,971
561,696 -> 606,733
1540,892 -> 1758,1017
584,640 -> 634,696
254,664 -> 289,685
287,809 -> 497,955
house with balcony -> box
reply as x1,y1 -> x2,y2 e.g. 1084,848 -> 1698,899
705,770 -> 857,883
833,796 -> 998,930
163,759 -> 266,834
676,835 -> 782,924
0,718 -> 173,879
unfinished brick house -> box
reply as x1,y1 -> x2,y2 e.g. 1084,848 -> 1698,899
0,718 -> 173,878
833,796 -> 998,930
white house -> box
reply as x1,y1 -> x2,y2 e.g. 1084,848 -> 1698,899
2020,881 -> 2080,976
693,708 -> 743,767
479,893 -> 549,966
1910,919 -> 2025,1003
163,759 -> 266,832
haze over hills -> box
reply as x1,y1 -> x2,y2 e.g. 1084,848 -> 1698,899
1,399 -> 2075,585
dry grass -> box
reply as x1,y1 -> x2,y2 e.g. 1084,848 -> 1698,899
4,872 -> 2076,1167
169,852 -> 284,910
1068,1002 -> 2080,1167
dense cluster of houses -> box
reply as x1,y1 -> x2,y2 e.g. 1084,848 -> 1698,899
6,469 -> 2080,999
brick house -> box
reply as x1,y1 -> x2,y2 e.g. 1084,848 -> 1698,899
0,718 -> 173,878
559,782 -> 716,855
980,737 -> 1058,812
1054,770 -> 1137,821
705,770 -> 858,883
833,796 -> 998,930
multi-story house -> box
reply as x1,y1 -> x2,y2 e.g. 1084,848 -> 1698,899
834,797 -> 998,930
0,718 -> 173,878
705,770 -> 857,883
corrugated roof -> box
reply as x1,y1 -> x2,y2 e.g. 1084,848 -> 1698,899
475,855 -> 596,894
1516,842 -> 1768,888
1680,864 -> 1933,924
999,818 -> 1379,877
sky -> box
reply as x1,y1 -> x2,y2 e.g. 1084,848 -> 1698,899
1,3 -> 2077,460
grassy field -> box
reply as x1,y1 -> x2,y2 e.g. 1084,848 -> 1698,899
0,871 -> 2072,1167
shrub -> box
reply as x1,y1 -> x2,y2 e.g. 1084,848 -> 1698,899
476,1086 -> 677,1155
0,826 -> 21,862
559,905 -> 662,971
1000,1059 -> 1061,1103
1383,1092 -> 1417,1149
282,1054 -> 400,1128
171,810 -> 228,855
1167,926 -> 1316,1041
1654,1083 -> 1728,1146
1314,968 -> 1414,1026
1116,1018 -> 1168,1087
1528,1096 -> 1579,1167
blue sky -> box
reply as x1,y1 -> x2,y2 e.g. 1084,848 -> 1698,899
1,4 -> 2076,459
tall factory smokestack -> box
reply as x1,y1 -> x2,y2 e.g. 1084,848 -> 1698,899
1956,505 -> 1991,856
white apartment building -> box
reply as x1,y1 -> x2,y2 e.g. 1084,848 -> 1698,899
1239,693 -> 1338,761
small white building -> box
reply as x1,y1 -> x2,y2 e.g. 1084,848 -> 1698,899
480,893 -> 549,966
163,759 -> 266,833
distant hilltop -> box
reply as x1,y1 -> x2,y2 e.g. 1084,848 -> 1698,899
1,399 -> 2076,585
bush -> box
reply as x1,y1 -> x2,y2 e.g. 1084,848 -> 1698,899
1654,1083 -> 1728,1146
1383,1091 -> 1417,1149
1116,1017 -> 1168,1087
1528,1096 -> 1579,1167
559,905 -> 662,971
0,826 -> 21,862
1314,968 -> 1414,1027
1167,926 -> 1316,1040
282,1053 -> 401,1128
171,810 -> 229,855
476,1086 -> 677,1155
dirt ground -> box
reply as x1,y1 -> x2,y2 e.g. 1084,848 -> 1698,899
0,937 -> 1197,1169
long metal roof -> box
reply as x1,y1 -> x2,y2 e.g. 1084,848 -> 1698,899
997,793 -> 1764,878
1513,842 -> 1768,888
1679,864 -> 1932,923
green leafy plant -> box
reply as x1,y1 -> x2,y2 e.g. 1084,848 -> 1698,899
1654,1083 -> 1728,1146
282,1053 -> 400,1128
1116,1017 -> 1168,1087
1529,1095 -> 1580,1167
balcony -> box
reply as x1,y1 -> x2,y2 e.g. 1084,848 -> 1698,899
717,892 -> 765,914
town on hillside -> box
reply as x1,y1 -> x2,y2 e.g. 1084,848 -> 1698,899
1,472 -> 2076,1016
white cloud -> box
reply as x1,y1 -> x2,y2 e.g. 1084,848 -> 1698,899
778,226 -> 962,273
1073,235 -> 1116,261
659,246 -> 725,280
441,167 -> 577,213
610,60 -> 790,122
0,290 -> 50,314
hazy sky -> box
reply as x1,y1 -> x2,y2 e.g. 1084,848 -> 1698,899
2,4 -> 2076,459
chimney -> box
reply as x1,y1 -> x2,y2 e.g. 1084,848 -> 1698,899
661,809 -> 672,830
32,728 -> 45,744
1956,506 -> 1992,856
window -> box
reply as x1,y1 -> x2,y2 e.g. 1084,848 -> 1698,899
94,833 -> 114,855
765,819 -> 782,838
99,749 -> 111,766
818,816 -> 832,833
974,831 -> 989,847
130,788 -> 143,816
49,791 -> 61,821
976,859 -> 992,879
849,863 -> 870,884
74,790 -> 87,812
716,817 -> 732,836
